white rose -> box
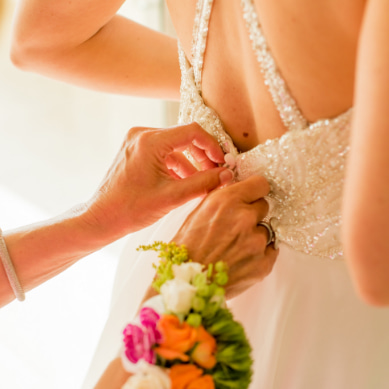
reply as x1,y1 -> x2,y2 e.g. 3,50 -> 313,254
172,262 -> 204,283
161,278 -> 197,315
142,295 -> 166,315
121,361 -> 170,389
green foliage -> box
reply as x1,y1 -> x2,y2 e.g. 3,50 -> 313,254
204,308 -> 253,389
137,241 -> 253,389
137,241 -> 189,292
186,313 -> 202,328
192,296 -> 206,312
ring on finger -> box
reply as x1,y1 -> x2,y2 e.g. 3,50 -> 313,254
257,218 -> 279,249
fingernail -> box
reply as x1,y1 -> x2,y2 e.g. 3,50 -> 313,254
219,169 -> 234,185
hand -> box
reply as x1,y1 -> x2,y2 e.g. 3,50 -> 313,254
172,176 -> 279,299
84,122 -> 233,241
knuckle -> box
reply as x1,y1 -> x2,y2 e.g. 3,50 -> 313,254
250,175 -> 271,195
257,175 -> 270,190
202,173 -> 220,193
126,126 -> 145,140
136,130 -> 155,149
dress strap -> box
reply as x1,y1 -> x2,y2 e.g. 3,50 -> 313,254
191,0 -> 214,94
240,0 -> 308,131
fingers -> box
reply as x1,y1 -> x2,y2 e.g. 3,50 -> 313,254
169,168 -> 234,204
251,198 -> 270,223
165,152 -> 197,178
157,122 -> 225,164
188,144 -> 218,170
223,175 -> 270,203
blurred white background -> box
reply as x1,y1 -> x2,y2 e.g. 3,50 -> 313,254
0,1 -> 176,388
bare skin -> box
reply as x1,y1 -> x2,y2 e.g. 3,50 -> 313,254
167,0 -> 365,150
0,123 -> 232,307
9,0 -> 389,387
11,0 -> 181,99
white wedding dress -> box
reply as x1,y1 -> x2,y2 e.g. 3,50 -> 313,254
83,1 -> 389,388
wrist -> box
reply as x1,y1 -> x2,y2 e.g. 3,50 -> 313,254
71,202 -> 123,249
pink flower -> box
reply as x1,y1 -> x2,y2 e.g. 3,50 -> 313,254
140,307 -> 163,344
140,307 -> 160,328
123,324 -> 147,364
123,307 -> 163,365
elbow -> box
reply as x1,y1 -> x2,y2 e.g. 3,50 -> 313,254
10,25 -> 59,71
10,33 -> 41,70
356,284 -> 389,308
10,42 -> 26,70
350,258 -> 389,306
343,218 -> 389,307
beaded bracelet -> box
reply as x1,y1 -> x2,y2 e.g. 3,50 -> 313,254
0,228 -> 25,301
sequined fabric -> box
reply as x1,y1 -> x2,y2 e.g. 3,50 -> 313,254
178,0 -> 352,259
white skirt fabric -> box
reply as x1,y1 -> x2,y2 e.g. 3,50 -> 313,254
229,244 -> 389,388
83,199 -> 389,389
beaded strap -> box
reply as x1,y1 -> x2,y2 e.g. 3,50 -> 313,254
0,228 -> 25,301
191,0 -> 214,93
240,0 -> 308,132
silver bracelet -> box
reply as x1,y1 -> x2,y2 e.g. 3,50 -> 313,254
0,228 -> 25,301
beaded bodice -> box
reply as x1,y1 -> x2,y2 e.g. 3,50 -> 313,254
178,0 -> 352,259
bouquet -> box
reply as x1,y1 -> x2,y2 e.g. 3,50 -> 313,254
120,242 -> 253,389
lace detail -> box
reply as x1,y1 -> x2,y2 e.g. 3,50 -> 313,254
178,0 -> 353,259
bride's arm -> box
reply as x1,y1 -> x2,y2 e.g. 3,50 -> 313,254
11,0 -> 180,99
343,0 -> 389,306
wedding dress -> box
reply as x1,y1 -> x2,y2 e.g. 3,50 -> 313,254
83,0 -> 389,388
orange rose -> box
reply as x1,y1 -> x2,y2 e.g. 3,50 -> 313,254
154,315 -> 197,362
191,326 -> 217,369
187,374 -> 215,389
170,365 -> 214,389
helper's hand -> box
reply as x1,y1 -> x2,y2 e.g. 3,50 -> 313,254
84,122 -> 233,241
172,176 -> 279,299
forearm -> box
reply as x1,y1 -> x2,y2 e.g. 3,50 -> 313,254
0,205 -> 118,307
95,357 -> 131,389
343,0 -> 389,306
11,1 -> 180,99
0,124 -> 227,306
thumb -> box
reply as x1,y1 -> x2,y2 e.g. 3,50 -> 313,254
171,168 -> 234,203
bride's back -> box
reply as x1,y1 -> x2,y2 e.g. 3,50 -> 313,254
167,0 -> 366,151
